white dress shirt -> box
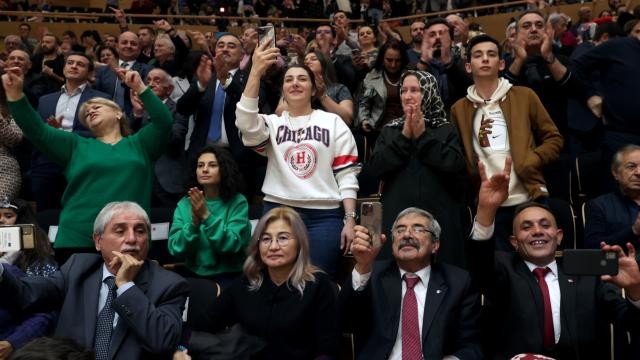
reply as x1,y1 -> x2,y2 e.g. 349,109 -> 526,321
351,266 -> 433,360
56,82 -> 88,131
524,260 -> 561,344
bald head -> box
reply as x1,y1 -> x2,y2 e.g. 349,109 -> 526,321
117,31 -> 140,61
7,49 -> 32,73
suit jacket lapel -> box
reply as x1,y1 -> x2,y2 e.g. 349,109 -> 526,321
108,262 -> 151,359
557,267 -> 578,348
380,263 -> 402,341
422,267 -> 447,343
84,267 -> 102,348
515,259 -> 548,347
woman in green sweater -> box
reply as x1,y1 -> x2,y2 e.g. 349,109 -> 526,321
168,145 -> 251,286
2,67 -> 172,263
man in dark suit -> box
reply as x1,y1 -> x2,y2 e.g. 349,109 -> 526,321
34,52 -> 110,210
133,68 -> 188,208
471,157 -> 640,360
0,201 -> 189,360
94,31 -> 152,126
339,207 -> 482,360
177,33 -> 266,199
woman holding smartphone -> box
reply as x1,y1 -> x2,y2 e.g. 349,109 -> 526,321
236,40 -> 359,278
2,66 -> 172,261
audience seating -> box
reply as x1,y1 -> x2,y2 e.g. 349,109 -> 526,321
546,197 -> 578,250
572,150 -> 608,208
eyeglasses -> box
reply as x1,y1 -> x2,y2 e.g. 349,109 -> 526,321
259,234 -> 292,247
316,29 -> 332,34
393,225 -> 435,237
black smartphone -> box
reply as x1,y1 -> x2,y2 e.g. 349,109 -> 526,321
563,249 -> 618,276
360,202 -> 382,248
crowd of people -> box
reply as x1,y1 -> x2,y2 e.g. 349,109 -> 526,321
1,1 -> 640,359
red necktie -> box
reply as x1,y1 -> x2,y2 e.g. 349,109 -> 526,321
402,274 -> 423,360
533,267 -> 554,349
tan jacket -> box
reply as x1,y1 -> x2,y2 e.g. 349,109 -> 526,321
451,85 -> 563,200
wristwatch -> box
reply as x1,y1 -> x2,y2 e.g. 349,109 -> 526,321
344,211 -> 358,223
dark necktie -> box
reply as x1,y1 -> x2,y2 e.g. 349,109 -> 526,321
402,274 -> 422,360
94,276 -> 117,360
208,81 -> 226,143
533,267 -> 555,349
114,62 -> 130,109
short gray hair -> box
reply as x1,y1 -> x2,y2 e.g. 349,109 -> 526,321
392,207 -> 442,240
612,144 -> 640,172
93,201 -> 150,236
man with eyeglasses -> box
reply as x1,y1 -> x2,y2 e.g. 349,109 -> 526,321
504,10 -> 576,138
339,207 -> 482,359
314,24 -> 357,94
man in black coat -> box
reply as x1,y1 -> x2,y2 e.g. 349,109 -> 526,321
470,157 -> 640,360
176,34 -> 267,199
339,207 -> 482,360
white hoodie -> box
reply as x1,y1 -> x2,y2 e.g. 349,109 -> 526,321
466,78 -> 529,206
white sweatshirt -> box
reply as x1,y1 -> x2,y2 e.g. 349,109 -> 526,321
236,95 -> 360,209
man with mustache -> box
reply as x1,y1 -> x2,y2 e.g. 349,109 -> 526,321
504,10 -> 575,137
470,157 -> 640,359
416,18 -> 472,111
339,207 -> 482,359
0,201 -> 189,359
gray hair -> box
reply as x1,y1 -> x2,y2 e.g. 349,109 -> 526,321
612,144 -> 640,172
148,67 -> 173,83
392,207 -> 442,240
155,34 -> 175,55
93,201 -> 150,236
548,12 -> 569,26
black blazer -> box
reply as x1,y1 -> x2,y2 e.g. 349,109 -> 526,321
0,254 -> 188,359
94,61 -> 153,121
339,260 -> 483,360
140,98 -> 188,194
176,69 -> 267,162
471,240 -> 640,360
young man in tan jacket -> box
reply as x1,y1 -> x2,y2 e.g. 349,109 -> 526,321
450,34 -> 563,250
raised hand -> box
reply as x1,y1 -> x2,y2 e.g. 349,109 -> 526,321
250,38 -> 280,78
110,251 -> 144,287
188,187 -> 209,225
153,19 -> 172,33
601,243 -> 640,300
195,55 -> 214,88
119,69 -> 146,94
350,225 -> 386,274
130,91 -> 145,118
540,24 -> 555,59
513,35 -> 528,61
110,7 -> 127,27
402,105 -> 415,139
478,157 -> 511,210
1,66 -> 24,101
410,106 -> 425,138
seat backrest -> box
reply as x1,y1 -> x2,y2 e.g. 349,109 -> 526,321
546,198 -> 578,250
183,277 -> 220,332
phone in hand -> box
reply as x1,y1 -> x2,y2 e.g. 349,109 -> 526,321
562,249 -> 618,276
0,224 -> 35,252
360,202 -> 383,248
258,25 -> 276,49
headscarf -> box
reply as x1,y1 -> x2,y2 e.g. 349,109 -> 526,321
387,70 -> 449,128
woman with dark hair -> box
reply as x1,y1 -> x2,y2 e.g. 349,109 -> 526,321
205,206 -> 339,359
236,41 -> 359,278
353,25 -> 379,71
357,39 -> 409,135
168,145 -> 251,284
0,197 -> 57,359
96,44 -> 118,69
2,67 -> 173,262
276,50 -> 353,125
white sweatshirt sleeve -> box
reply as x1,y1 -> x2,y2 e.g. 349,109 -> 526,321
235,95 -> 270,148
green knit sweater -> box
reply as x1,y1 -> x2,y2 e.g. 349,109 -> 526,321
9,88 -> 172,248
168,194 -> 251,276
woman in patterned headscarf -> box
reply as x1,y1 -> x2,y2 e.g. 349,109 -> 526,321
366,70 -> 471,268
